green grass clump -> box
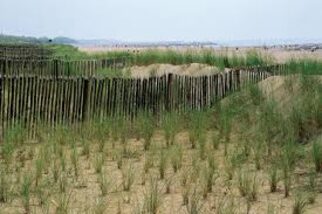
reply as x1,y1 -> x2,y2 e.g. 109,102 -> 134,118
98,171 -> 110,196
237,170 -> 258,202
0,168 -> 10,203
122,163 -> 135,191
143,177 -> 162,214
55,191 -> 72,214
94,154 -> 104,174
312,140 -> 322,172
162,112 -> 180,147
185,186 -> 204,214
2,124 -> 26,167
170,144 -> 183,173
245,50 -> 269,67
268,163 -> 279,193
280,140 -> 299,198
188,110 -> 209,149
137,112 -> 155,151
35,154 -> 44,186
158,150 -> 168,180
292,192 -> 309,214
71,145 -> 79,178
285,58 -> 322,75
21,173 -> 32,213
200,161 -> 217,198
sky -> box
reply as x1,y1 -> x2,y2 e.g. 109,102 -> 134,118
1,0 -> 322,42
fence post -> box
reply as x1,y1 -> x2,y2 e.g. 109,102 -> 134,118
0,75 -> 3,142
82,78 -> 90,121
1,59 -> 6,76
53,59 -> 58,78
166,73 -> 173,112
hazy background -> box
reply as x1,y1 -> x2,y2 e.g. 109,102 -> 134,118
1,0 -> 322,43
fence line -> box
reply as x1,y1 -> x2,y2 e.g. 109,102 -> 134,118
0,44 -> 53,60
0,66 -> 277,138
0,57 -> 289,78
0,57 -> 130,77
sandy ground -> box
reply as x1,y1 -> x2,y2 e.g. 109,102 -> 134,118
264,48 -> 322,63
2,130 -> 322,214
127,63 -> 225,78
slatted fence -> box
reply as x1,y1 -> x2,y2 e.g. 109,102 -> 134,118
0,65 -> 279,138
0,57 -> 130,77
0,44 -> 130,77
0,44 -> 53,60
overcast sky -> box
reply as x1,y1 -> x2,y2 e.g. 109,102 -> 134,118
1,0 -> 321,42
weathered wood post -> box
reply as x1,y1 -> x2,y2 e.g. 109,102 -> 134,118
166,73 -> 173,112
0,75 -> 3,142
82,77 -> 90,121
53,59 -> 59,79
236,69 -> 241,90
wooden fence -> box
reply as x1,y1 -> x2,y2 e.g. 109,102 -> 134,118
0,57 -> 130,77
0,44 -> 53,60
0,66 -> 276,138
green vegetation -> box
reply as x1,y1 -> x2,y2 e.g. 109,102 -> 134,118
48,44 -> 87,59
49,46 -> 273,68
0,55 -> 322,213
284,58 -> 322,75
0,34 -> 50,44
0,34 -> 77,45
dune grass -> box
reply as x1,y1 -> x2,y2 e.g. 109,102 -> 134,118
49,44 -> 273,68
0,63 -> 321,213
